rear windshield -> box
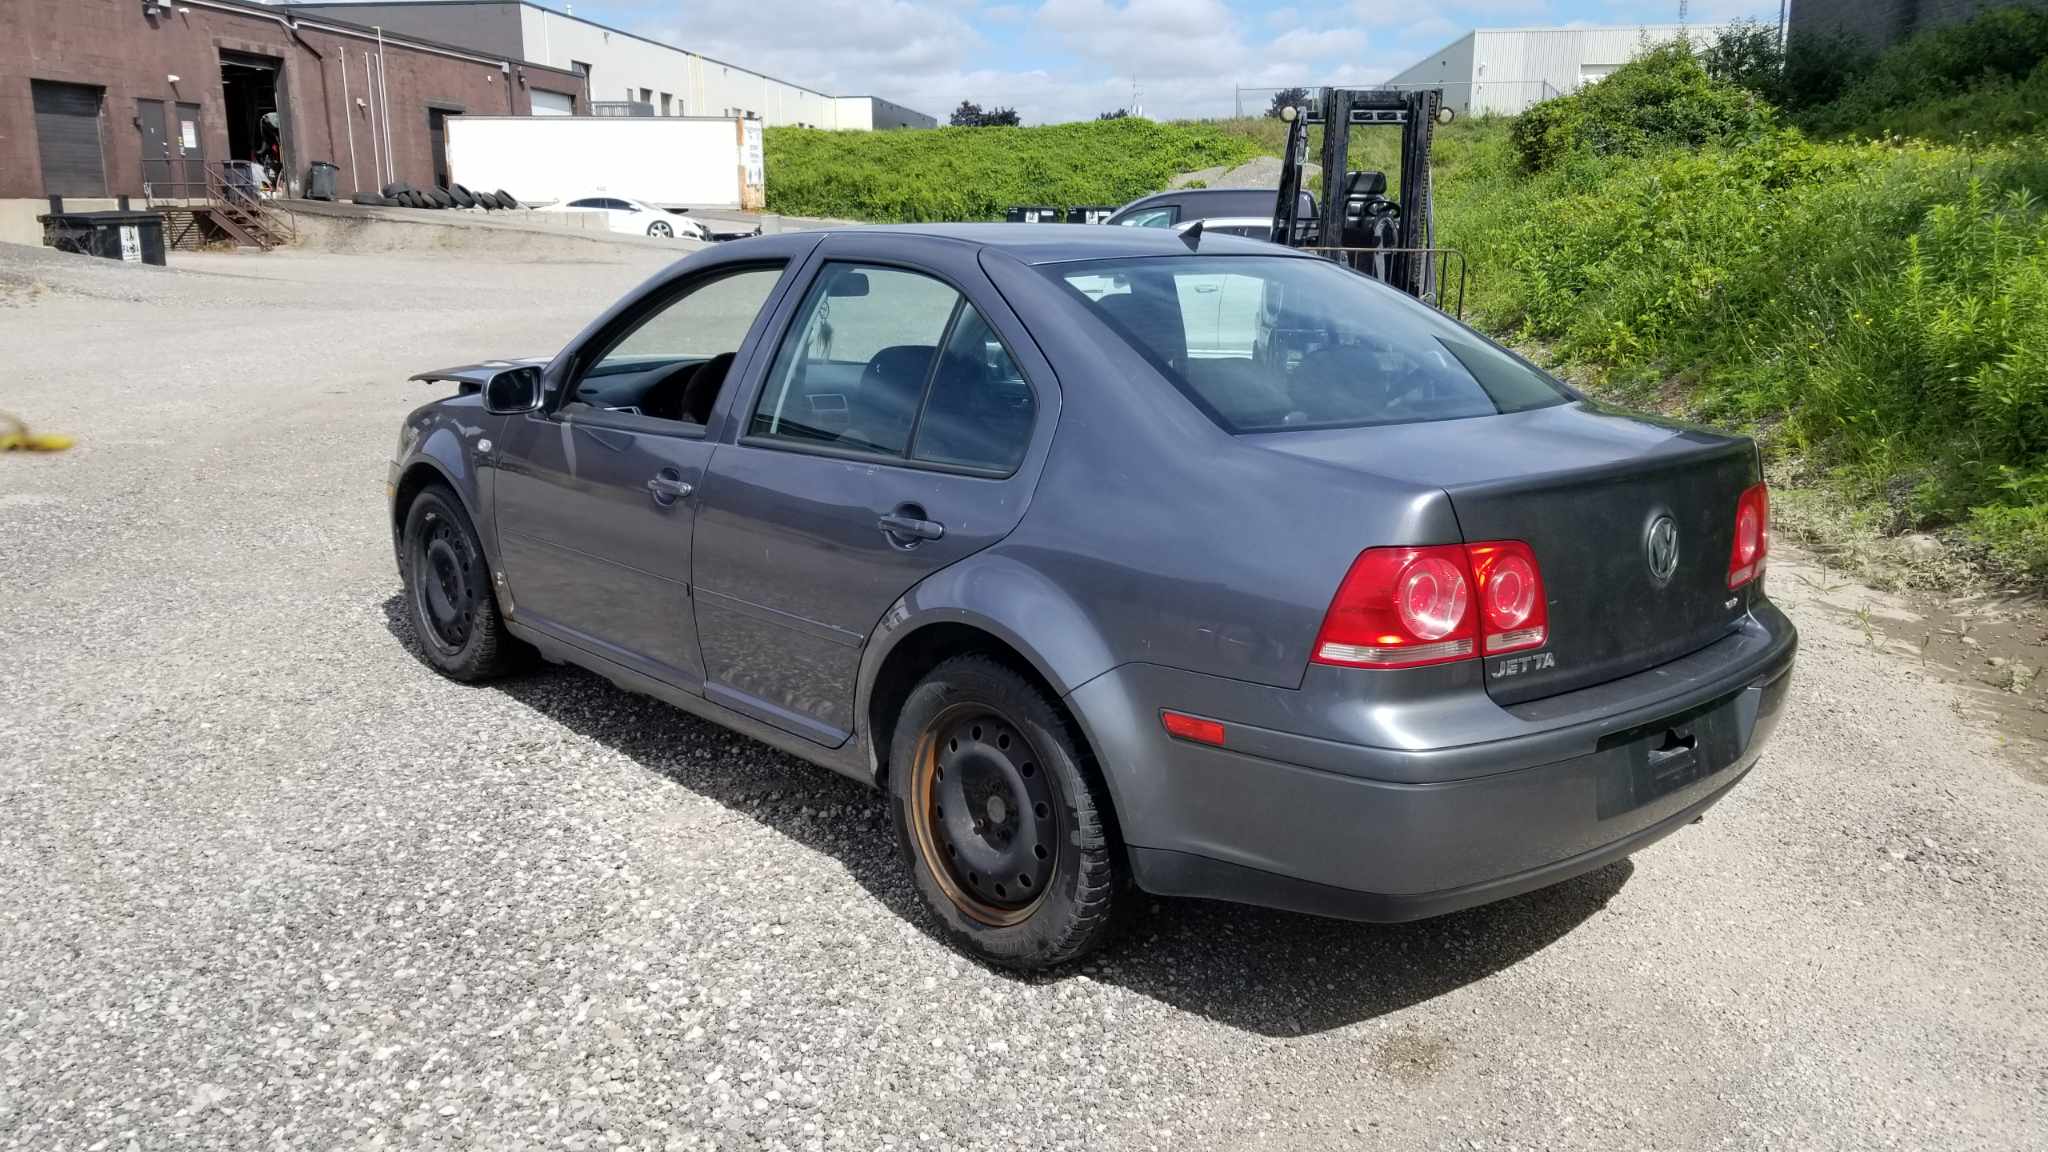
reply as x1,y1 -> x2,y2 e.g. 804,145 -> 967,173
1045,255 -> 1571,433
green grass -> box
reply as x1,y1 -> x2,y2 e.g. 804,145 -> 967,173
762,118 -> 1261,222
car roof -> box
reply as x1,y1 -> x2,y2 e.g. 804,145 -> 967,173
1171,217 -> 1275,231
794,223 -> 1310,264
1124,187 -> 1278,206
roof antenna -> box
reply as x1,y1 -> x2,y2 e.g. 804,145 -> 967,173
1180,218 -> 1203,248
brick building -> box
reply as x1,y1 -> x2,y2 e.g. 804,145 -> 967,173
1789,0 -> 2048,50
1,0 -> 582,239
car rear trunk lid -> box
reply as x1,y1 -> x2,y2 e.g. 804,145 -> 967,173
1250,401 -> 1760,704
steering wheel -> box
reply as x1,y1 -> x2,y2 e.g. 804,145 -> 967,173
639,359 -> 702,422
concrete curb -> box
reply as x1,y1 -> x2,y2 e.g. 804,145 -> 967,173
284,199 -> 707,258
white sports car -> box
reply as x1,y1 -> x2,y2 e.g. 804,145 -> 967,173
538,195 -> 710,240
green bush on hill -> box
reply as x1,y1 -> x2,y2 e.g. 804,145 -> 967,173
762,118 -> 1261,222
1508,41 -> 1773,173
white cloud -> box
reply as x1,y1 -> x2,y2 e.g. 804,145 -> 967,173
605,0 -> 1419,123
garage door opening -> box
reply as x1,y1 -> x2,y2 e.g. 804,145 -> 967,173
220,52 -> 284,190
428,108 -> 459,189
31,79 -> 108,198
530,88 -> 575,116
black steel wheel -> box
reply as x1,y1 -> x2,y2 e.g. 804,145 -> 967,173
913,704 -> 1062,925
400,484 -> 524,681
414,509 -> 480,651
890,655 -> 1122,968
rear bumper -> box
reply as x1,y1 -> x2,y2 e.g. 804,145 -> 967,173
1066,602 -> 1796,920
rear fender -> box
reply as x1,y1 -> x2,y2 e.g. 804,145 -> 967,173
855,551 -> 1119,771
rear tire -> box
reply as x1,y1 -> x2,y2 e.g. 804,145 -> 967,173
400,485 -> 523,682
889,655 -> 1122,969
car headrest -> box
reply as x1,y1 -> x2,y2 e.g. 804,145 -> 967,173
1095,289 -> 1187,366
859,345 -> 938,420
1346,170 -> 1388,197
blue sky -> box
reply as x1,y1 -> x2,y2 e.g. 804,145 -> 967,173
554,0 -> 1782,123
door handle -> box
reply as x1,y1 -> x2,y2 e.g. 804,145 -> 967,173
646,471 -> 693,505
878,510 -> 945,544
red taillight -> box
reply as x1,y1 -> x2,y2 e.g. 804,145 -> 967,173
1313,542 -> 1550,669
1728,483 -> 1769,589
1466,540 -> 1548,654
1161,710 -> 1226,746
1312,546 -> 1478,668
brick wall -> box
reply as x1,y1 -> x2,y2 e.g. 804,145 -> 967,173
0,0 -> 582,200
1789,0 -> 2048,50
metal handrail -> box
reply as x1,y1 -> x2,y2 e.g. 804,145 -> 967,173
1296,245 -> 1468,319
141,161 -> 293,248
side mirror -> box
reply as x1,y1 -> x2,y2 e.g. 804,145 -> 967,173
482,366 -> 543,414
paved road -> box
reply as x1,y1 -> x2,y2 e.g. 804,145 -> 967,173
2,242 -> 2044,1150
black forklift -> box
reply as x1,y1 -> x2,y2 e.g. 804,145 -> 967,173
1266,86 -> 1464,316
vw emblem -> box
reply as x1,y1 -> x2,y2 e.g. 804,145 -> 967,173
1645,515 -> 1680,584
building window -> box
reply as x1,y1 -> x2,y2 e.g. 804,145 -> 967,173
30,80 -> 108,197
660,92 -> 673,115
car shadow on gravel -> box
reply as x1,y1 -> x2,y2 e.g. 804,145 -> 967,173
384,596 -> 1631,1038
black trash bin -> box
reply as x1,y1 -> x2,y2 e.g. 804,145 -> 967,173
39,210 -> 168,267
222,160 -> 263,206
1066,205 -> 1116,224
307,161 -> 339,201
1004,205 -> 1060,224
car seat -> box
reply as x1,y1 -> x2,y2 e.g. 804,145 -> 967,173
842,345 -> 936,453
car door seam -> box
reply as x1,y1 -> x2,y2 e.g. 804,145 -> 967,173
499,526 -> 689,589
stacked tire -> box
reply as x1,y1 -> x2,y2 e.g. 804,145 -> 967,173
357,182 -> 519,212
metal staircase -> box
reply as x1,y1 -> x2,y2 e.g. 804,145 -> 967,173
144,162 -> 294,251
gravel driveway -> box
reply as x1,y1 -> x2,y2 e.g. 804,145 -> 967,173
3,241 -> 2044,1151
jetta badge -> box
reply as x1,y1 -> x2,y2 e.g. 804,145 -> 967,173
1645,514 -> 1680,585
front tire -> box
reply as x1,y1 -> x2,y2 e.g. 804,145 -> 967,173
647,219 -> 673,238
400,485 -> 522,682
889,655 -> 1122,969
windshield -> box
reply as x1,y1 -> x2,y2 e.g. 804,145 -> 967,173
1047,255 -> 1571,433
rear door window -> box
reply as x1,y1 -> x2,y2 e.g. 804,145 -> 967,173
751,264 -> 958,456
1048,255 -> 1569,433
750,263 -> 1036,472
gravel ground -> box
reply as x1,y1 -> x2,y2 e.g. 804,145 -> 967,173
3,240 -> 2046,1151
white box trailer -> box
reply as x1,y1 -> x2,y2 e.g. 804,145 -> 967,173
445,115 -> 765,210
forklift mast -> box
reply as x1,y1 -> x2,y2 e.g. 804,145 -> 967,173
1269,87 -> 1446,303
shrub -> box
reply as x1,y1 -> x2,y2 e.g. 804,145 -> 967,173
1702,18 -> 1787,102
1510,41 -> 1773,172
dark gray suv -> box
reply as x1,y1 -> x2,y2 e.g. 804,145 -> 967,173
389,225 -> 1795,969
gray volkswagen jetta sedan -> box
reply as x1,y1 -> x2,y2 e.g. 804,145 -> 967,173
388,224 -> 1796,969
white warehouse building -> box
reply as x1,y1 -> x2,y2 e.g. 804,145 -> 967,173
1386,24 -> 1736,117
279,1 -> 936,128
